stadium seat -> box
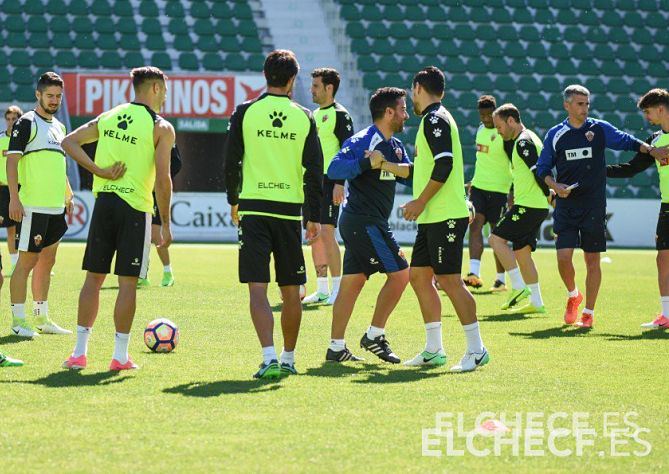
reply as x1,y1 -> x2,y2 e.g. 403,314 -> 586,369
173,35 -> 195,52
211,2 -> 232,19
113,1 -> 134,17
91,0 -> 113,16
100,52 -> 123,69
55,51 -> 78,69
142,19 -> 162,36
224,54 -> 247,71
202,53 -> 225,71
151,53 -> 173,70
16,84 -> 37,102
169,19 -> 189,36
165,1 -> 186,18
123,52 -> 145,69
247,54 -> 265,70
139,1 -> 160,17
191,2 -> 211,18
637,186 -> 658,199
178,53 -> 200,71
98,34 -> 118,51
145,34 -> 166,51
197,35 -> 219,53
78,53 -> 101,69
67,0 -> 88,15
194,19 -> 215,36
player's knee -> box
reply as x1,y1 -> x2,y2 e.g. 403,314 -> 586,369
388,268 -> 410,287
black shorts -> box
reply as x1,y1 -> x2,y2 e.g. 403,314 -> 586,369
410,217 -> 468,275
0,186 -> 17,228
493,205 -> 549,252
151,192 -> 161,226
238,214 -> 306,286
656,203 -> 669,251
469,186 -> 508,227
303,175 -> 340,228
339,212 -> 408,277
16,210 -> 67,253
82,192 -> 152,278
553,206 -> 607,253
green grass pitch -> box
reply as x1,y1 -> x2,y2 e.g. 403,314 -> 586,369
0,243 -> 666,472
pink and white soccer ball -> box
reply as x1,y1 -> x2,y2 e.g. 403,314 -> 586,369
144,318 -> 179,353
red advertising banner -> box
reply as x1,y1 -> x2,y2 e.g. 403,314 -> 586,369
63,73 -> 266,118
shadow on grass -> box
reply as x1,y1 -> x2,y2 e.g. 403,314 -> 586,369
164,379 -> 281,397
269,303 -> 322,312
0,370 -> 131,388
0,335 -> 34,346
598,331 -> 669,341
351,367 -> 444,384
100,286 -> 120,291
481,312 -> 533,322
509,325 -> 592,339
303,361 -> 378,378
303,361 -> 444,384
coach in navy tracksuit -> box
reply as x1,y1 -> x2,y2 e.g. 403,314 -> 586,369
536,85 -> 667,328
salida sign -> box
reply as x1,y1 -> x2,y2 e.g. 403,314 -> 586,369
62,73 -> 266,118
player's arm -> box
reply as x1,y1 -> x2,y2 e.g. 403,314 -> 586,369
378,145 -> 413,180
402,114 -> 452,221
302,115 -> 324,224
6,117 -> 32,221
606,134 -> 656,178
600,120 -> 668,161
517,139 -> 550,196
170,143 -> 182,178
327,140 -> 374,180
536,129 -> 571,197
223,104 -> 246,211
154,118 -> 175,248
61,118 -> 126,179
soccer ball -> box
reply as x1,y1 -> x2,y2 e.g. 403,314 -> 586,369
144,318 -> 179,353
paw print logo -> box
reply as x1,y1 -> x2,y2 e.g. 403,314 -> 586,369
270,111 -> 287,128
523,149 -> 530,157
518,207 -> 526,215
346,124 -> 352,131
429,115 -> 439,125
117,114 -> 133,130
447,233 -> 456,243
447,219 -> 456,229
512,214 -> 520,221
433,128 -> 442,138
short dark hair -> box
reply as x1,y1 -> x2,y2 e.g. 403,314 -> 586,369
5,105 -> 23,118
37,72 -> 64,92
369,87 -> 406,121
130,66 -> 167,90
412,66 -> 445,96
311,68 -> 341,97
264,50 -> 299,88
477,95 -> 497,110
638,88 -> 669,110
493,103 -> 521,123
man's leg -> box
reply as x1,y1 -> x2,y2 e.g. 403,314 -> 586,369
151,224 -> 174,287
321,224 -> 342,304
369,268 -> 410,329
6,225 -> 17,275
466,213 -> 486,287
514,246 -> 545,311
109,275 -> 140,367
279,285 -> 302,352
303,236 -> 329,303
489,234 -> 529,310
643,250 -> 669,329
557,247 -> 583,324
330,273 -> 366,340
31,242 -> 70,333
9,250 -> 39,336
576,251 -> 601,328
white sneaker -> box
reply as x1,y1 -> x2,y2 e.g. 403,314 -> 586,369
404,349 -> 447,366
326,291 -> 338,305
11,318 -> 39,338
450,347 -> 490,373
302,291 -> 329,304
35,317 -> 72,335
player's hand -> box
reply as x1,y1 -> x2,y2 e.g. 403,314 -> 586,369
9,197 -> 24,222
401,199 -> 425,221
230,204 -> 239,227
98,161 -> 126,180
650,146 -> 669,166
506,194 -> 514,210
305,221 -> 321,244
332,184 -> 345,205
548,189 -> 557,208
65,198 -> 74,217
364,150 -> 385,169
552,182 -> 572,199
157,223 -> 172,248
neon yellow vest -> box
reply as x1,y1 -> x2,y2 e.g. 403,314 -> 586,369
653,132 -> 669,203
239,95 -> 312,220
512,129 -> 548,209
414,105 -> 469,224
0,131 -> 9,184
471,124 -> 512,193
93,103 -> 156,213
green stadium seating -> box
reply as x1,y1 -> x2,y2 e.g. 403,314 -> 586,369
178,53 -> 200,71
123,52 -> 145,69
173,35 -> 195,52
68,0 -> 88,15
197,35 -> 219,53
100,52 -> 123,69
202,53 -> 225,71
119,34 -> 141,51
91,0 -> 112,16
151,53 -> 172,70
224,54 -> 247,71
78,52 -> 100,69
169,19 -> 189,36
145,34 -> 166,51
98,34 -> 118,51
16,85 -> 37,102
113,1 -> 134,17
139,1 -> 159,17
55,51 -> 77,69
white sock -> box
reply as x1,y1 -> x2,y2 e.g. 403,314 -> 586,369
568,288 -> 579,298
583,308 -> 594,316
329,339 -> 345,352
33,300 -> 48,317
463,321 -> 484,353
10,253 -> 18,266
425,321 -> 443,353
528,283 -> 544,307
508,267 -> 525,290
73,326 -> 92,357
316,277 -> 329,294
262,345 -> 277,364
661,296 -> 669,317
163,264 -> 172,273
366,325 -> 384,340
331,276 -> 341,295
470,259 -> 481,276
280,349 -> 294,365
496,272 -> 505,283
11,303 -> 25,320
113,332 -> 130,364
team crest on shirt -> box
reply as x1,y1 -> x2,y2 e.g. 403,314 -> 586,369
491,134 -> 496,141
34,234 -> 42,246
322,114 -> 329,123
395,147 -> 403,160
585,131 -> 595,142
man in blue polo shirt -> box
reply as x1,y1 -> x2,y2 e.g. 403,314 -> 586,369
536,85 -> 668,328
325,87 -> 413,364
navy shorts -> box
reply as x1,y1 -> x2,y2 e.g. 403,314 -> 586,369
339,212 -> 407,277
553,206 -> 607,253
